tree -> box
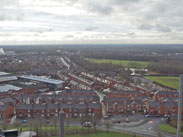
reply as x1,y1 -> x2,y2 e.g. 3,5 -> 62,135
32,118 -> 40,136
103,119 -> 112,133
0,120 -> 8,130
119,69 -> 131,82
65,117 -> 73,135
51,116 -> 59,136
91,117 -> 100,133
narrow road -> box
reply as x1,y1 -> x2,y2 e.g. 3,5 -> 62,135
18,131 -> 36,137
100,118 -> 175,137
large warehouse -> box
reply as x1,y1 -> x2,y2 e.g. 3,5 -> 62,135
18,75 -> 64,90
0,72 -> 17,84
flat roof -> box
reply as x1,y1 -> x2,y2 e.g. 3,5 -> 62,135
0,84 -> 22,92
0,72 -> 10,76
0,76 -> 17,82
19,75 -> 64,85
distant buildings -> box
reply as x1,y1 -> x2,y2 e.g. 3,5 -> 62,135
0,85 -> 22,93
0,72 -> 17,84
15,89 -> 102,119
18,75 -> 64,90
0,48 -> 5,56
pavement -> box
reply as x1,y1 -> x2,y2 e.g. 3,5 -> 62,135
18,131 -> 36,137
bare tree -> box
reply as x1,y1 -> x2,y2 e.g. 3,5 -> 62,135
0,120 -> 8,130
104,119 -> 112,133
14,119 -> 21,132
65,117 -> 73,135
51,116 -> 58,136
91,117 -> 100,133
32,118 -> 40,136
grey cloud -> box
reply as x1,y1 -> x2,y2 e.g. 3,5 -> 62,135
138,24 -> 153,30
0,0 -> 19,7
65,35 -> 74,38
0,0 -> 24,21
156,25 -> 171,32
110,0 -> 141,5
87,2 -> 113,15
85,26 -> 98,31
0,9 -> 24,21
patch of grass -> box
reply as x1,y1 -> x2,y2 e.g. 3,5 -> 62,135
159,124 -> 183,135
52,132 -> 139,137
145,76 -> 179,89
8,125 -> 87,132
87,58 -> 148,69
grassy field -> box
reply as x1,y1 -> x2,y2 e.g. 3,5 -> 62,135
8,126 -> 140,137
159,124 -> 183,135
145,76 -> 179,89
54,132 -> 139,137
8,125 -> 88,132
87,58 -> 148,69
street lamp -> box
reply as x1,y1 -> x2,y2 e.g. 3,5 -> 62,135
176,75 -> 183,137
59,112 -> 65,137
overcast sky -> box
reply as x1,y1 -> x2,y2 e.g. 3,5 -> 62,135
0,0 -> 183,45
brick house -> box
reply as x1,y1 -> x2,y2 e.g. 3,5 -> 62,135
125,100 -> 145,113
107,90 -> 145,98
153,91 -> 179,101
145,101 -> 161,115
16,104 -> 60,119
16,104 -> 34,119
0,105 -> 14,119
16,103 -> 102,119
60,89 -> 98,96
107,102 -> 124,114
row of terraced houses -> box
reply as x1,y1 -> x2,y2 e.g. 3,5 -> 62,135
104,90 -> 180,116
0,89 -> 181,120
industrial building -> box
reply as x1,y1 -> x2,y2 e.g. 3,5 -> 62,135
18,75 -> 64,90
0,85 -> 22,93
0,72 -> 17,84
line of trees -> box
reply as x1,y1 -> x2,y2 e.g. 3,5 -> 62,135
71,55 -> 122,72
148,60 -> 183,75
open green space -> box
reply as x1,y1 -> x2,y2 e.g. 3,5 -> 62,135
7,125 -> 88,132
54,132 -> 139,137
145,76 -> 179,89
87,58 -> 148,69
159,124 -> 177,135
7,125 -> 140,137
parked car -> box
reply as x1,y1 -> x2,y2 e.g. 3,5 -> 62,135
22,120 -> 27,123
145,114 -> 152,118
83,122 -> 92,127
46,120 -> 50,124
103,116 -> 109,119
107,114 -> 114,117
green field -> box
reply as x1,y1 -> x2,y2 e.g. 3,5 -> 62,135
159,124 -> 177,135
64,132 -> 139,137
145,76 -> 179,89
159,124 -> 183,135
7,126 -> 139,137
8,125 -> 88,132
87,58 -> 148,69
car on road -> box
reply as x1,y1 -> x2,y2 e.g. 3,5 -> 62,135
83,122 -> 92,127
107,114 -> 114,117
145,114 -> 152,118
112,119 -> 121,124
103,116 -> 109,119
